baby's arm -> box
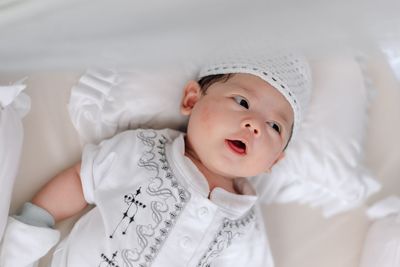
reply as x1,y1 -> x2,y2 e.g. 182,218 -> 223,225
31,162 -> 88,223
0,162 -> 87,266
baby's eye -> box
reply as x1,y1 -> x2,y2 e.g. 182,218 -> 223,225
267,121 -> 281,133
233,96 -> 249,109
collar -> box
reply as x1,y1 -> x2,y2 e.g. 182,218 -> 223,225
166,133 -> 258,218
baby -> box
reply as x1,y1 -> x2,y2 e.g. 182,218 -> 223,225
0,52 -> 311,267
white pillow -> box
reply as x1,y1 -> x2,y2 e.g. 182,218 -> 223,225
254,56 -> 380,217
68,67 -> 194,144
0,81 -> 30,240
68,56 -> 380,217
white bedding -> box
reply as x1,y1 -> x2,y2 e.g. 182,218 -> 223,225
0,83 -> 29,240
0,52 -> 398,267
1,1 -> 400,267
1,0 -> 400,71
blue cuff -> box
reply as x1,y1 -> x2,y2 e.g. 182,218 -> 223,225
13,202 -> 55,228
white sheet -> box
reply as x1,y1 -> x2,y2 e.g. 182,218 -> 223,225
1,0 -> 400,71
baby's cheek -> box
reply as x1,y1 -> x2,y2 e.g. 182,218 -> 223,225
199,105 -> 213,126
254,149 -> 274,171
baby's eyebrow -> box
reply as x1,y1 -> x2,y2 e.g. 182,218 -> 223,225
230,84 -> 250,93
235,86 -> 259,99
277,111 -> 291,126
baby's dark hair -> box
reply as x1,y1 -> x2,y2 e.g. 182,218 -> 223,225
198,74 -> 233,94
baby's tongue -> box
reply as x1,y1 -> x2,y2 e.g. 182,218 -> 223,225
229,140 -> 246,153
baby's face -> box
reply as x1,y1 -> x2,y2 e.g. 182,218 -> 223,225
181,73 -> 294,178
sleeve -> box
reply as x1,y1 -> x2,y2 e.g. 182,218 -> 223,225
212,206 -> 275,267
80,130 -> 138,204
0,217 -> 60,267
0,84 -> 30,239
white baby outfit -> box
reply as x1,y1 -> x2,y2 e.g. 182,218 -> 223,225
0,129 -> 273,267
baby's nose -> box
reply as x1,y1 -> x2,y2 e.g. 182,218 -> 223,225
243,120 -> 261,136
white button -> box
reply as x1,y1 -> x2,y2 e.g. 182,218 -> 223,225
197,207 -> 209,218
180,236 -> 192,249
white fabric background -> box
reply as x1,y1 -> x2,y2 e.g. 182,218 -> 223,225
1,0 -> 400,71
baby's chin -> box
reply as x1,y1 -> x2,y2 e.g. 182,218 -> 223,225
206,163 -> 267,179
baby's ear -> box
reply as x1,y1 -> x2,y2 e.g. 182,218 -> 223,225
180,80 -> 202,115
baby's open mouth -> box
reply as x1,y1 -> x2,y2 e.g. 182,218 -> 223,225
226,139 -> 247,155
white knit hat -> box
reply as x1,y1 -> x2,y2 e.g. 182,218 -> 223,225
198,51 -> 312,140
